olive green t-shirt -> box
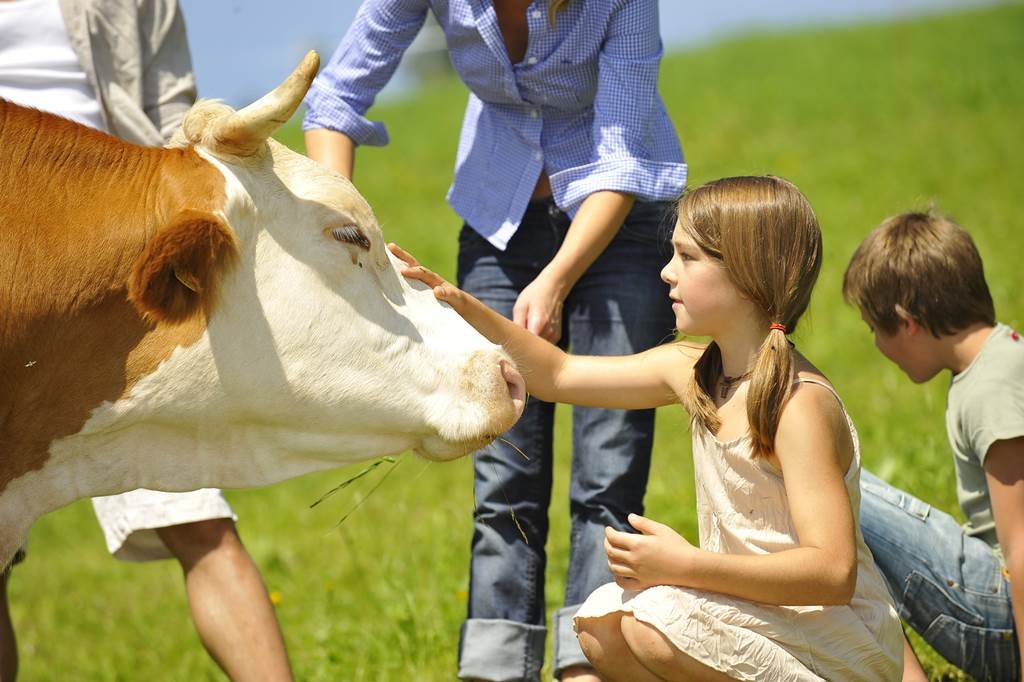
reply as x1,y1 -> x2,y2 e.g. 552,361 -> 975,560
947,323 -> 1024,548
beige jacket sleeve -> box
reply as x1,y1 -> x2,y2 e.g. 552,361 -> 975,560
136,0 -> 197,143
59,0 -> 197,146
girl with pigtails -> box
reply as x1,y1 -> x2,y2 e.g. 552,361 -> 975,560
392,175 -> 904,680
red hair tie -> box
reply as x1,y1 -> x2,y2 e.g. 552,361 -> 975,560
769,323 -> 787,333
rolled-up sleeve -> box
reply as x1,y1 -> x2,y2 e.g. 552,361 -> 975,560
302,0 -> 429,146
549,0 -> 686,209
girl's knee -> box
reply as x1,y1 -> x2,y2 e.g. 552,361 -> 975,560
621,616 -> 732,682
576,614 -> 630,668
620,615 -> 675,669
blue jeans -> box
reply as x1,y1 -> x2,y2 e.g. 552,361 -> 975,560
860,470 -> 1020,681
455,199 -> 675,681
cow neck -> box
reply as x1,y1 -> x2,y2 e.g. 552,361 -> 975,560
0,100 -> 227,494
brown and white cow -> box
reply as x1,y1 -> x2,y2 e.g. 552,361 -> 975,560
0,52 -> 525,567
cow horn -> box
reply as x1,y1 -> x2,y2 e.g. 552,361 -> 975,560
210,50 -> 320,156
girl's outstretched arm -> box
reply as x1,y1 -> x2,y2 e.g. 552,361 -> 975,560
605,381 -> 859,606
390,243 -> 698,410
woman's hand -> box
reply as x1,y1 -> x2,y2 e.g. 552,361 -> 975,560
513,271 -> 567,343
604,513 -> 697,590
388,243 -> 467,309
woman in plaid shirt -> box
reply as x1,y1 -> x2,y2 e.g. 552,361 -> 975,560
304,2 -> 686,679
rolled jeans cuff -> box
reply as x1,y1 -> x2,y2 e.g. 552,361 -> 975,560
553,604 -> 591,676
458,618 -> 547,682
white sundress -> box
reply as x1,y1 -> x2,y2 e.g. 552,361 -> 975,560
575,379 -> 903,681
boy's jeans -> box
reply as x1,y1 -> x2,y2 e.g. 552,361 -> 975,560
455,199 -> 674,681
860,470 -> 1020,680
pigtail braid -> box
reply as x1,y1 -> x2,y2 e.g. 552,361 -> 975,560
747,326 -> 795,459
681,341 -> 723,434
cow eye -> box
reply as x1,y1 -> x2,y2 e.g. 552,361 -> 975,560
329,225 -> 371,251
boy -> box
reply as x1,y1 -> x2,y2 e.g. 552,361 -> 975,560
844,210 -> 1023,681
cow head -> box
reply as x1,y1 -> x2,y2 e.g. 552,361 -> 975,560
111,52 -> 525,483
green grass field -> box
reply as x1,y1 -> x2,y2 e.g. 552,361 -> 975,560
12,3 -> 1024,679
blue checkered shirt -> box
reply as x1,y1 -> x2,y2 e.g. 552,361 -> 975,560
303,0 -> 687,250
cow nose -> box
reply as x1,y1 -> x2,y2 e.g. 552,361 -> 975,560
500,359 -> 526,420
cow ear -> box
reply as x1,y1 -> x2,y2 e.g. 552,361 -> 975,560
128,210 -> 238,324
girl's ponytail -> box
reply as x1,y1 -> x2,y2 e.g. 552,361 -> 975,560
747,323 -> 795,459
682,342 -> 724,435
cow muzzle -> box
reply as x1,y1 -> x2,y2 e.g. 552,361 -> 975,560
414,352 -> 526,461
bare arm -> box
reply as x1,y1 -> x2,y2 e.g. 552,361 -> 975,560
606,383 -> 858,605
301,0 -> 428,175
390,243 -> 696,409
304,128 -> 357,180
514,191 -> 635,342
985,436 -> 1024,679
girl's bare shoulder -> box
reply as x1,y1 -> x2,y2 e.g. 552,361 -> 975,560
779,354 -> 848,436
776,352 -> 854,470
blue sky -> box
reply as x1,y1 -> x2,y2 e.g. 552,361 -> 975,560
179,0 -> 998,107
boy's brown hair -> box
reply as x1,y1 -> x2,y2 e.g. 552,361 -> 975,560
842,211 -> 995,337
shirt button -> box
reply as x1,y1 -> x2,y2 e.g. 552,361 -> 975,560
527,56 -> 538,65
533,151 -> 542,161
530,109 -> 539,118
531,9 -> 542,18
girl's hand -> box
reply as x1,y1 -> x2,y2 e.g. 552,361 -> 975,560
513,272 -> 566,343
388,243 -> 466,308
604,513 -> 697,590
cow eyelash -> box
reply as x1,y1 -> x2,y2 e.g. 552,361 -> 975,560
329,225 -> 371,251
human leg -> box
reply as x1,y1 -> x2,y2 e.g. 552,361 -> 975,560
0,570 -> 16,682
0,547 -> 28,681
860,470 -> 1018,679
575,613 -> 660,682
157,519 -> 292,682
92,488 -> 291,681
558,395 -> 655,681
458,399 -> 554,681
558,666 -> 599,682
555,202 -> 675,678
456,211 -> 562,681
576,612 -> 736,682
577,581 -> 833,680
619,615 -> 735,682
